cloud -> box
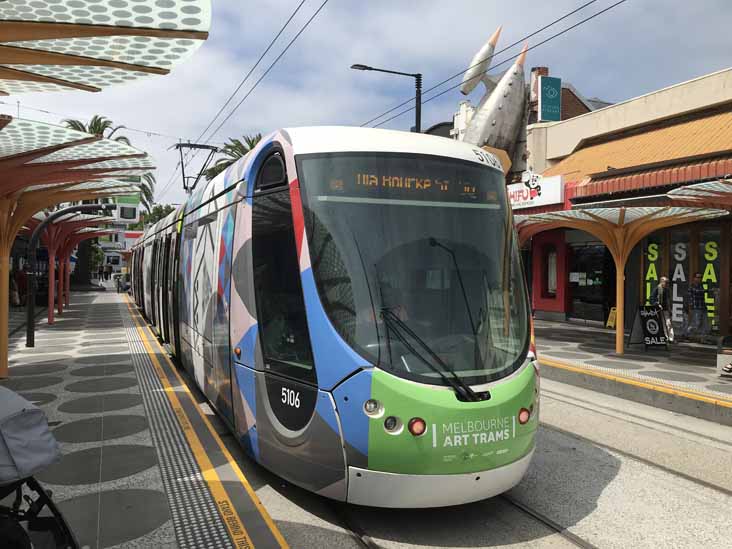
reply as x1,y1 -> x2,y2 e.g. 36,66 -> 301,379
2,0 -> 729,206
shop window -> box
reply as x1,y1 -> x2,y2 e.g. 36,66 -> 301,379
119,206 -> 137,220
643,235 -> 663,305
669,230 -> 689,327
698,229 -> 720,333
542,245 -> 557,298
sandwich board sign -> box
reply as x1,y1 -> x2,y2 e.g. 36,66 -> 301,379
628,306 -> 668,349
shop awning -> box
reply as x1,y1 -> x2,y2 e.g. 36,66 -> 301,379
514,206 -> 728,355
544,108 -> 732,199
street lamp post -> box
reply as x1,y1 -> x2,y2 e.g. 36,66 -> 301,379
351,64 -> 422,133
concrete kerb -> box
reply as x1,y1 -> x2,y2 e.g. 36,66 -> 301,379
539,358 -> 732,427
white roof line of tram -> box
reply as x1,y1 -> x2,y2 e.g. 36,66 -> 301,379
132,127 -> 504,248
284,126 -> 502,168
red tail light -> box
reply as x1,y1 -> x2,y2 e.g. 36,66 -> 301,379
408,418 -> 427,437
518,408 -> 531,425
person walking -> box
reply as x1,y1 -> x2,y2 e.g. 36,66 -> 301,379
650,276 -> 674,342
683,273 -> 709,342
15,264 -> 28,306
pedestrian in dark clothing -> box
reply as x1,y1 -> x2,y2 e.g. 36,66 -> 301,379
683,273 -> 709,340
650,276 -> 673,342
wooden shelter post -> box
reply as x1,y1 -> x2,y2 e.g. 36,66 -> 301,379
0,245 -> 9,378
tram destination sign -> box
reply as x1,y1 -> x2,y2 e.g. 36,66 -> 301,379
322,171 -> 502,205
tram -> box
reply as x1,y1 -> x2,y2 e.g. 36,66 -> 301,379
130,127 -> 538,507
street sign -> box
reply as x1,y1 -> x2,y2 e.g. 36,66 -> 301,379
628,306 -> 668,349
538,76 -> 562,122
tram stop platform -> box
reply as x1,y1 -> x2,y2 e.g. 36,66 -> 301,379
535,319 -> 732,426
3,289 -> 732,548
0,290 -> 288,549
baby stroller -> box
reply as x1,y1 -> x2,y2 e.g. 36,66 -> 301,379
0,387 -> 78,548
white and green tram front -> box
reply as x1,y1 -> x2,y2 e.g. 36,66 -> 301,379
284,128 -> 538,507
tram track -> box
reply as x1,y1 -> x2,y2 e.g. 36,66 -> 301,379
331,503 -> 382,549
539,421 -> 732,499
539,388 -> 732,498
333,494 -> 598,549
499,494 -> 599,549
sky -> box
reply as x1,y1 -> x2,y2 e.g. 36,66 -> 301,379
3,0 -> 730,206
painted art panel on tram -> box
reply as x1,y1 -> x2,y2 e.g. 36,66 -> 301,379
130,126 -> 539,508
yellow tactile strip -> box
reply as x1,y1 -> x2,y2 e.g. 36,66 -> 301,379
124,296 -> 288,549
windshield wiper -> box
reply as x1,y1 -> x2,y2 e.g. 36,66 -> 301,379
428,236 -> 484,370
380,308 -> 480,402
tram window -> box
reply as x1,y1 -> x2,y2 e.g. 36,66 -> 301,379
252,190 -> 316,384
255,152 -> 287,192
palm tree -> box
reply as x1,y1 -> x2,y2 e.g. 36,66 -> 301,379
62,115 -> 154,212
204,134 -> 262,181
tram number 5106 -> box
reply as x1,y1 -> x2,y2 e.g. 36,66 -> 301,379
281,388 -> 300,408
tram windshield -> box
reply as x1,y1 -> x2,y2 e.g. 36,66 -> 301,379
297,152 -> 529,387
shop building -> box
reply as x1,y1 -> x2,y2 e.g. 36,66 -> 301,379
521,68 -> 732,335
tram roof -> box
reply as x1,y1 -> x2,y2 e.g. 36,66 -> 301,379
284,126 -> 503,170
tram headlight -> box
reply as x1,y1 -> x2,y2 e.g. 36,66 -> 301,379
408,417 -> 427,437
363,399 -> 383,417
518,408 -> 531,425
383,416 -> 403,434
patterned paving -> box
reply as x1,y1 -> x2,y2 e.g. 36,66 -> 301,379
0,289 -> 281,548
535,320 -> 732,397
1,292 -> 176,548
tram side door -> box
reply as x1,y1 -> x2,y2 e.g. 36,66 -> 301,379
252,152 -> 319,430
248,152 -> 347,498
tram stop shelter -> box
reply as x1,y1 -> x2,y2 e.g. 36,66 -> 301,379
0,0 -> 210,94
668,178 -> 732,208
516,206 -> 729,354
0,115 -> 153,378
22,210 -> 122,323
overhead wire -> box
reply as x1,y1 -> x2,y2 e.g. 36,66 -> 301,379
0,100 -> 218,143
158,0 -> 330,201
193,0 -> 309,147
371,0 -> 628,129
360,0 -> 600,128
202,0 -> 331,144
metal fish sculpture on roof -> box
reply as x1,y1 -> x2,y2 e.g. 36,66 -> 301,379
462,37 -> 528,158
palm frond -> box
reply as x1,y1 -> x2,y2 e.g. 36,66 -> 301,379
107,124 -> 127,139
87,115 -> 114,137
139,194 -> 152,213
205,133 -> 262,181
62,119 -> 88,133
137,182 -> 154,205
